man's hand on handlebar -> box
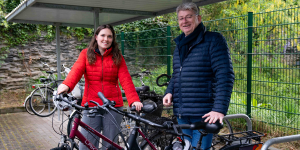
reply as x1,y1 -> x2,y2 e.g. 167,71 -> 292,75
202,111 -> 224,124
131,101 -> 143,112
163,93 -> 173,107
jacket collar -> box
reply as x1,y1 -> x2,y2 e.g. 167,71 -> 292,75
94,47 -> 113,56
174,22 -> 206,47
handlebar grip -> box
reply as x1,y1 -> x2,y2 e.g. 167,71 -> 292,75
130,73 -> 138,77
142,70 -> 151,74
97,92 -> 116,107
97,92 -> 108,105
130,106 -> 136,111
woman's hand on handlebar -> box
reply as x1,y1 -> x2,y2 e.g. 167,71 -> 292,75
57,84 -> 70,94
202,111 -> 224,124
131,102 -> 143,112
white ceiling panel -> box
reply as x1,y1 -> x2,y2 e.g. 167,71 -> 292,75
6,0 -> 226,28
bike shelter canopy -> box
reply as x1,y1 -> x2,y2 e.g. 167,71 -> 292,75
5,0 -> 226,79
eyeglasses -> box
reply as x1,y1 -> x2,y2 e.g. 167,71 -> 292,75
178,14 -> 198,21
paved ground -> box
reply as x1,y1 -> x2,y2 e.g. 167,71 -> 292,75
0,111 -> 69,150
0,110 -> 283,150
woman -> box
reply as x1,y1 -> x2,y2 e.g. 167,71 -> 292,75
57,24 -> 143,150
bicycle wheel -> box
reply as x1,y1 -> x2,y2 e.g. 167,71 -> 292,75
116,116 -> 137,146
139,131 -> 176,150
30,86 -> 57,117
25,95 -> 35,115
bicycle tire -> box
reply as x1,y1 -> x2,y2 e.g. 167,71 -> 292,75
30,87 -> 57,117
25,95 -> 35,115
139,131 -> 176,150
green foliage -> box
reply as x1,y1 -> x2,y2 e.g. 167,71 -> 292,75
114,16 -> 169,33
3,0 -> 20,13
75,43 -> 88,50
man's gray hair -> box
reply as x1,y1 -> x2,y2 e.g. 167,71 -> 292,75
176,2 -> 199,15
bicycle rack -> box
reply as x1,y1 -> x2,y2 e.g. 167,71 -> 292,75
261,134 -> 300,150
223,114 -> 252,133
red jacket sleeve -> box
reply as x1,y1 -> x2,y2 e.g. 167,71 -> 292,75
63,49 -> 87,92
118,56 -> 140,107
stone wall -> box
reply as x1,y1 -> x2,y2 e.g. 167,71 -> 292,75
0,32 -> 91,90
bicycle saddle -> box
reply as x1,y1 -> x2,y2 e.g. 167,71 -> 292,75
39,78 -> 52,83
189,121 -> 223,134
46,71 -> 54,74
130,100 -> 157,114
135,85 -> 150,93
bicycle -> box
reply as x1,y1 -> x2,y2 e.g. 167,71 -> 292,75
53,92 -> 223,150
126,71 -> 172,119
29,62 -> 64,117
136,73 -> 265,150
120,71 -> 173,142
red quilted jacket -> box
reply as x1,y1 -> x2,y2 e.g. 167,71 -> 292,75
63,48 -> 140,107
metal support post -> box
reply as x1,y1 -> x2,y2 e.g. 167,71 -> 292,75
55,23 -> 61,80
121,32 -> 125,55
167,26 -> 171,76
94,8 -> 100,32
247,12 -> 253,118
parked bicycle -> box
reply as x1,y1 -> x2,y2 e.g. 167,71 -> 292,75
29,62 -> 64,117
52,92 -> 223,150
125,71 -> 172,118
120,71 -> 173,141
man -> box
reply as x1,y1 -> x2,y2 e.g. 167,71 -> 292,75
163,2 -> 235,149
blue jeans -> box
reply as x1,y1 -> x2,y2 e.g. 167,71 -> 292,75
177,116 -> 213,150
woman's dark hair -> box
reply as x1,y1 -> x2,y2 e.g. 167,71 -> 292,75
87,24 -> 122,65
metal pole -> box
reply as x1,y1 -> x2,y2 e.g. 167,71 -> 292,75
94,8 -> 100,32
261,134 -> 300,150
121,32 -> 125,55
247,12 -> 253,118
55,23 -> 61,80
55,23 -> 61,121
224,114 -> 252,132
167,26 -> 171,76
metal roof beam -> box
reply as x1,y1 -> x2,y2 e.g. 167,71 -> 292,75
111,0 -> 226,26
5,0 -> 36,21
32,2 -> 156,16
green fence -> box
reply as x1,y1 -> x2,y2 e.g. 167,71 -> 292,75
117,6 -> 300,136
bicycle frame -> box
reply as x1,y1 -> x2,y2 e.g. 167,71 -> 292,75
69,112 -> 158,150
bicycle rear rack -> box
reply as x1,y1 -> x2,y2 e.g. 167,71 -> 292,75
216,130 -> 265,145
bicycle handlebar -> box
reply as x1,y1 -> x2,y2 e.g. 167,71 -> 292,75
130,70 -> 151,78
56,93 -> 223,134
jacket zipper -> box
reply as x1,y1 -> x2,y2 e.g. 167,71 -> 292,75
87,84 -> 90,105
116,85 -> 120,103
101,56 -> 104,93
178,41 -> 202,119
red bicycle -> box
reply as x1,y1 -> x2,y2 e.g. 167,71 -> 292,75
51,92 -> 223,150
